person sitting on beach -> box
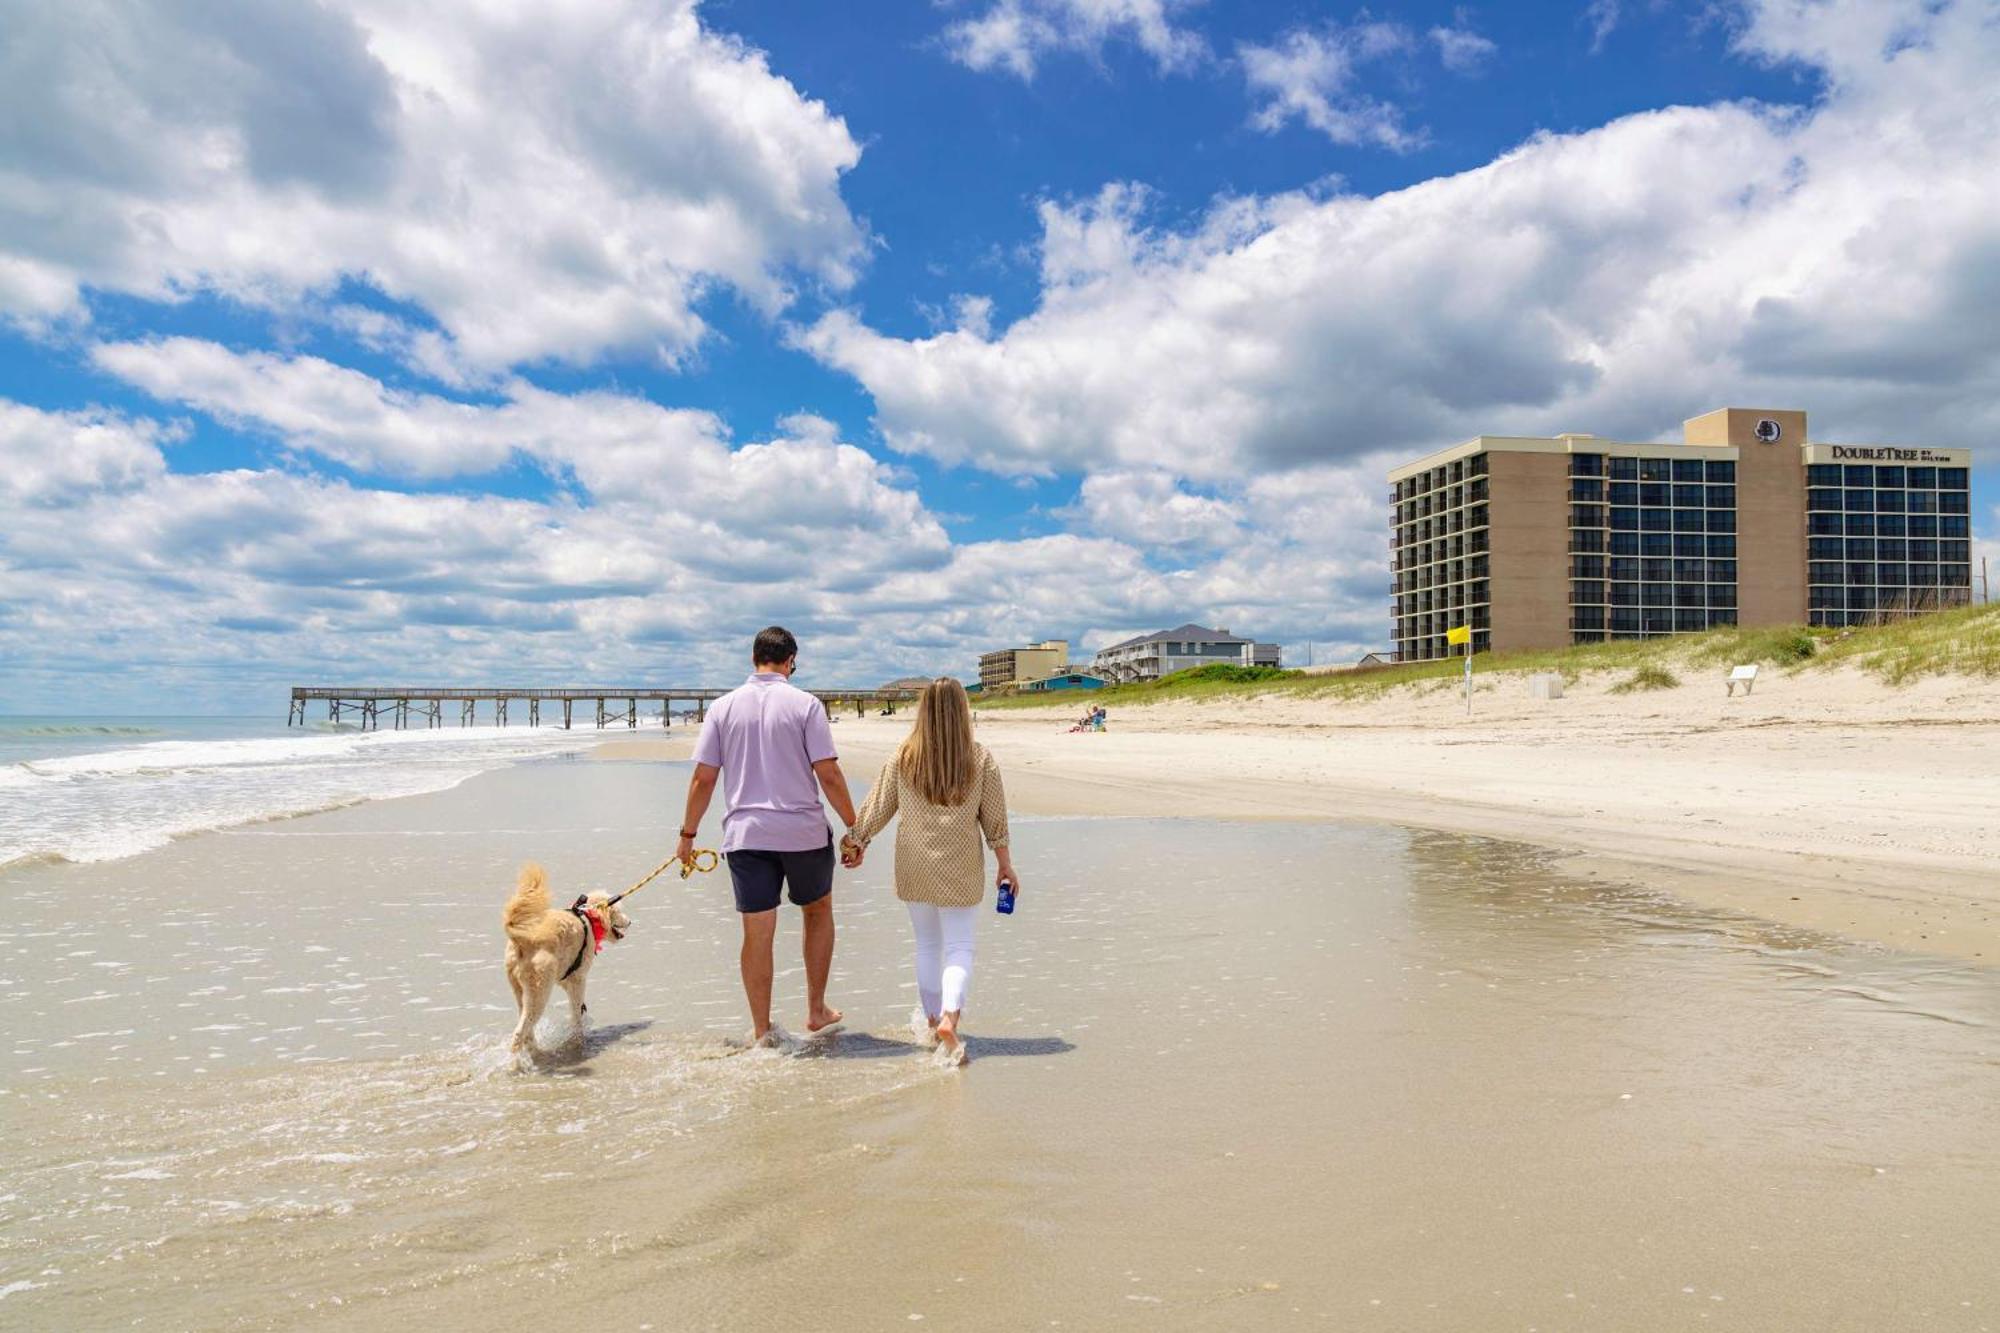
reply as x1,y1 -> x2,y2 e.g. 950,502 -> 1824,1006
842,677 -> 1016,1065
677,626 -> 858,1045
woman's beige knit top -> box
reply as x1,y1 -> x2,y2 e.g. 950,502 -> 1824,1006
849,744 -> 1010,907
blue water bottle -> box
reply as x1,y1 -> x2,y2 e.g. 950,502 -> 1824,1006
995,876 -> 1016,915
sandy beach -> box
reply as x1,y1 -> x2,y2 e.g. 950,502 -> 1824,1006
4,723 -> 1998,1329
582,661 -> 2000,958
700,662 -> 2000,963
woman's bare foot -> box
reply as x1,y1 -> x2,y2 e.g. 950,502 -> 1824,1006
936,1011 -> 963,1064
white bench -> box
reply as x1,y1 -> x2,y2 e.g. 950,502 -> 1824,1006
1725,664 -> 1759,697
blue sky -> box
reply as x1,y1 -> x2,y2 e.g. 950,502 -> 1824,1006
0,0 -> 1994,711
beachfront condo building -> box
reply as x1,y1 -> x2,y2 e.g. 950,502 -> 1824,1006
1091,623 -> 1283,684
1389,408 -> 1975,663
978,639 -> 1070,691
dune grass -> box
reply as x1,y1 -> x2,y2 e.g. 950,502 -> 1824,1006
1609,664 -> 1680,694
972,604 -> 2000,713
1809,602 -> 2000,683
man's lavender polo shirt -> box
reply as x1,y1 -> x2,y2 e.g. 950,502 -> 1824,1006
691,672 -> 838,853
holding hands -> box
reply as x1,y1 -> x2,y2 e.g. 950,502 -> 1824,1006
839,832 -> 864,869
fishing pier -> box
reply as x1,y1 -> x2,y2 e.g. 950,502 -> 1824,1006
287,685 -> 919,730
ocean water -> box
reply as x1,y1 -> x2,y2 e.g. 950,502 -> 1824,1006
0,714 -> 593,868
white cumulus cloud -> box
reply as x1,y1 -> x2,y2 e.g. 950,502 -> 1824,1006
807,0 -> 2000,484
0,0 -> 865,376
941,0 -> 1207,80
1238,20 -> 1422,149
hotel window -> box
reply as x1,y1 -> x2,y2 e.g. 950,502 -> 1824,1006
1705,460 -> 1735,483
1608,456 -> 1638,480
1570,453 -> 1604,477
1640,458 -> 1671,482
1807,464 -> 1842,487
1708,535 -> 1737,558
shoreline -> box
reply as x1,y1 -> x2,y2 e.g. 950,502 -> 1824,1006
591,664 -> 2000,962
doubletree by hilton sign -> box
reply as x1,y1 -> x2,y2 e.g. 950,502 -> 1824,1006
1828,446 -> 1958,462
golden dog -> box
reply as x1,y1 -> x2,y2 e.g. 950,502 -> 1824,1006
501,863 -> 630,1055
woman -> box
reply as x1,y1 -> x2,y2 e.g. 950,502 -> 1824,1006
844,676 -> 1016,1065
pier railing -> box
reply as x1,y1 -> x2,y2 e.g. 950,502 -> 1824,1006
288,685 -> 920,730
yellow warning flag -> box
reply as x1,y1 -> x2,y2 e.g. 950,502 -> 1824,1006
1446,625 -> 1471,646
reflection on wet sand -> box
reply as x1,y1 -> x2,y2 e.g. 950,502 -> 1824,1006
1,761 -> 1994,1330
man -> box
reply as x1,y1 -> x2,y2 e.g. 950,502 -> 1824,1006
678,626 -> 857,1043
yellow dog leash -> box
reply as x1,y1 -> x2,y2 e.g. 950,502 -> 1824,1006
605,848 -> 720,906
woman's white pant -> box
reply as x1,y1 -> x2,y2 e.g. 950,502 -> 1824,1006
907,902 -> 978,1017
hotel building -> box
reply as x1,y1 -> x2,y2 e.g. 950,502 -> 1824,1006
1389,408 -> 1974,663
978,639 -> 1070,692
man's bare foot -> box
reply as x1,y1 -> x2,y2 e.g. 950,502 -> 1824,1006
807,1005 -> 844,1034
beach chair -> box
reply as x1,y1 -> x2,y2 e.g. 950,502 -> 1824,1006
1725,664 -> 1759,697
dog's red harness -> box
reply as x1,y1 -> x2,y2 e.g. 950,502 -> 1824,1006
560,897 -> 606,981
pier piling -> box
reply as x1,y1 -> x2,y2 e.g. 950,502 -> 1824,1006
287,685 -> 920,732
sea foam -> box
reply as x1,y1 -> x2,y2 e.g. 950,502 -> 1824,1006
0,724 -> 590,869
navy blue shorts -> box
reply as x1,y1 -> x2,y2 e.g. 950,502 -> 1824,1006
726,836 -> 835,914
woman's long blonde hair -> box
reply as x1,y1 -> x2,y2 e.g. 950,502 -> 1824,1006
898,677 -> 978,806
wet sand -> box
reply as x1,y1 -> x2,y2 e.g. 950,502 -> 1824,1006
4,754 -> 1998,1329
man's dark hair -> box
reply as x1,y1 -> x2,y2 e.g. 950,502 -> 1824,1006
752,625 -> 799,667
